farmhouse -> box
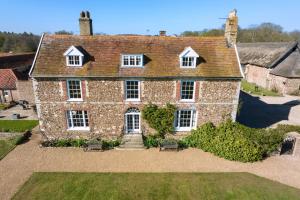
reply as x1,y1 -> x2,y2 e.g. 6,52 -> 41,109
0,53 -> 35,103
30,10 -> 243,140
238,42 -> 300,95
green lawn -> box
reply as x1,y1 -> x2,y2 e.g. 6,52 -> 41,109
241,80 -> 280,96
0,120 -> 38,132
13,172 -> 300,200
0,135 -> 24,160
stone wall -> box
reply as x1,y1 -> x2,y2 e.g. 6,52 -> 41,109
16,80 -> 35,104
34,78 -> 240,139
245,64 -> 300,95
245,64 -> 270,88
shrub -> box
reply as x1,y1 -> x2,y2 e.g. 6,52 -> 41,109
143,135 -> 161,148
101,139 -> 121,150
142,103 -> 176,138
41,138 -> 120,149
183,120 -> 286,162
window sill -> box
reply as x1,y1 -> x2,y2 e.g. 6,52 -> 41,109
67,127 -> 90,131
179,99 -> 195,103
67,99 -> 84,102
121,66 -> 144,68
125,99 -> 141,102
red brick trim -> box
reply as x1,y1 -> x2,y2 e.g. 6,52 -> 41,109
194,81 -> 200,101
62,80 -> 68,100
176,80 -> 181,100
81,80 -> 86,101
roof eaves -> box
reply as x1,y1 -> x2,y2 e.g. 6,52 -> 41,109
29,33 -> 45,77
269,41 -> 298,68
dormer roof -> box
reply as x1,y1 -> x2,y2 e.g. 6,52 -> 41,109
179,46 -> 199,58
63,46 -> 84,57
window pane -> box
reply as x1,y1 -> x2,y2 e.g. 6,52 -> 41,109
74,56 -> 80,65
130,56 -> 135,65
179,110 -> 192,128
182,57 -> 195,67
68,80 -> 82,99
181,81 -> 194,100
126,81 -> 139,99
127,115 -> 133,130
68,56 -> 74,65
134,114 -> 139,129
136,56 -> 141,65
123,56 -> 129,65
67,110 -> 89,128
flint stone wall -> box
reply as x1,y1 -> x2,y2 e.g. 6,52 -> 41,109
35,78 -> 240,139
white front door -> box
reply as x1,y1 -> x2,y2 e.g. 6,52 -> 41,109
125,113 -> 140,134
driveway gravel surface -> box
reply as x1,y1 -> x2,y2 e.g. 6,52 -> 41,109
1,130 -> 300,200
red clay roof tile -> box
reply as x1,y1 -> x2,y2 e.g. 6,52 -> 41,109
32,34 -> 242,78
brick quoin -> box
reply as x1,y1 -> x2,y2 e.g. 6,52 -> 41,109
176,80 -> 181,100
194,81 -> 200,101
81,80 -> 86,101
62,80 -> 68,100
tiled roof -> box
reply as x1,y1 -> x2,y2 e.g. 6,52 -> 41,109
31,34 -> 242,78
0,69 -> 17,89
270,47 -> 300,78
0,53 -> 34,69
237,42 -> 297,68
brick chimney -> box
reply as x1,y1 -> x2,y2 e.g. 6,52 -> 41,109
79,11 -> 93,36
225,9 -> 238,46
159,30 -> 166,36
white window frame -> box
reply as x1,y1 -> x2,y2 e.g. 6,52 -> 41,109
180,56 -> 196,68
67,79 -> 83,101
66,55 -> 83,67
66,110 -> 90,131
179,46 -> 199,68
121,54 -> 143,67
125,80 -> 140,101
63,46 -> 84,67
180,80 -> 196,102
125,109 -> 141,134
175,109 -> 197,131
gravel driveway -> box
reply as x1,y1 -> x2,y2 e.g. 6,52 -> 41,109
0,131 -> 300,200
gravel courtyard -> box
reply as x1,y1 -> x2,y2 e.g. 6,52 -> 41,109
0,131 -> 300,200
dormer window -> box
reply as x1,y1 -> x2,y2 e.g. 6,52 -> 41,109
179,47 -> 199,68
122,54 -> 143,67
63,46 -> 84,67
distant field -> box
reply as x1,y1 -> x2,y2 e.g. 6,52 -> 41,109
0,120 -> 38,132
13,172 -> 300,200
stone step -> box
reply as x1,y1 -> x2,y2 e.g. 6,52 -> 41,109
117,134 -> 144,150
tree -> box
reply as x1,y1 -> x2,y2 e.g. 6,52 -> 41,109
54,30 -> 73,35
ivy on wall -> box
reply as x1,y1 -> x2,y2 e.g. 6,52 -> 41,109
142,103 -> 176,138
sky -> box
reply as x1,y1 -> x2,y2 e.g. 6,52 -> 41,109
0,0 -> 299,35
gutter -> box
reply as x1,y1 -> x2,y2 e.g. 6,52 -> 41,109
29,33 -> 45,77
234,44 -> 245,78
31,75 -> 243,80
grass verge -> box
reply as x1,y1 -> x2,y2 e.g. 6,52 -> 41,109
0,120 -> 38,132
0,134 -> 27,160
13,172 -> 300,200
241,80 -> 280,96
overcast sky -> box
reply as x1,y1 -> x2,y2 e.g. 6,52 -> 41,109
0,0 -> 299,35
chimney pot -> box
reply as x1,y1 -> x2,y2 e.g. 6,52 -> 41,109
159,30 -> 166,36
79,11 -> 93,36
